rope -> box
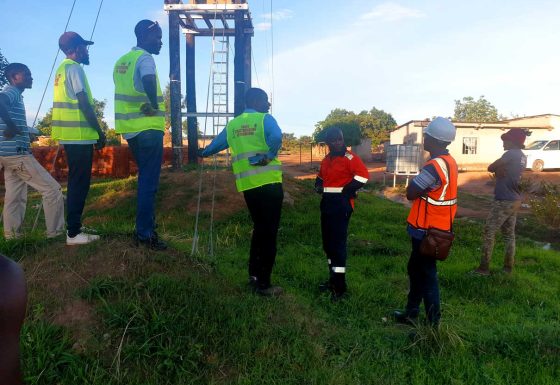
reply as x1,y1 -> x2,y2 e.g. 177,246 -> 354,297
191,4 -> 220,257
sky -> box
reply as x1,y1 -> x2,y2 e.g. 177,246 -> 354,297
1,0 -> 560,137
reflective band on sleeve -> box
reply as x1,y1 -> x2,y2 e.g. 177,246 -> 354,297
421,196 -> 457,206
231,151 -> 260,162
323,187 -> 343,193
354,175 -> 368,183
115,111 -> 165,120
115,94 -> 164,103
53,102 -> 79,109
235,164 -> 282,179
332,266 -> 346,273
327,259 -> 331,264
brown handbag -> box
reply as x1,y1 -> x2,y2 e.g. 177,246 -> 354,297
420,227 -> 455,261
418,157 -> 455,261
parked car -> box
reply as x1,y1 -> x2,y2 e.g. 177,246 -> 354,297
523,139 -> 560,171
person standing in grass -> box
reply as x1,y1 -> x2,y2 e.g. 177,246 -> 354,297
0,254 -> 26,385
113,20 -> 167,251
0,63 -> 64,239
314,127 -> 369,301
199,88 -> 284,297
394,117 -> 458,326
52,32 -> 106,245
473,128 -> 528,276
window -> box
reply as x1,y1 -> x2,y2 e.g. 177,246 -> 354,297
462,137 -> 478,154
543,140 -> 560,151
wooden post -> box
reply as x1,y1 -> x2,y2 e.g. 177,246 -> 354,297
234,10 -> 246,116
185,34 -> 198,164
168,8 -> 183,168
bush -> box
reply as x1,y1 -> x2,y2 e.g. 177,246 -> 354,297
530,182 -> 560,229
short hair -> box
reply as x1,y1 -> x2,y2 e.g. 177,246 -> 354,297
325,127 -> 343,143
245,88 -> 268,108
4,63 -> 28,82
135,19 -> 161,40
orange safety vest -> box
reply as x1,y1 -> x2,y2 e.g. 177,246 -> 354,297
407,154 -> 458,231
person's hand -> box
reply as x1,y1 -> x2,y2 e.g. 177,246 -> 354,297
140,102 -> 158,116
29,134 -> 38,143
95,132 -> 107,150
256,155 -> 270,166
3,123 -> 20,139
197,148 -> 206,158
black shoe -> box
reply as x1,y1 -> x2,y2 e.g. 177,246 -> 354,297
393,310 -> 418,326
134,231 -> 167,251
255,285 -> 283,297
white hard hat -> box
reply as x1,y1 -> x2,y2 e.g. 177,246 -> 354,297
425,117 -> 456,143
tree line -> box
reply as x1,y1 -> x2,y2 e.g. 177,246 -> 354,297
1,48 -> 511,150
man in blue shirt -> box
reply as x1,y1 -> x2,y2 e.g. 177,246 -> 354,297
0,63 -> 65,239
200,88 -> 284,296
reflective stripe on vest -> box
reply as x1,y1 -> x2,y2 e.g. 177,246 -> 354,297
113,50 -> 165,134
226,112 -> 282,192
406,154 -> 458,231
332,267 -> 346,273
51,59 -> 99,141
323,187 -> 343,193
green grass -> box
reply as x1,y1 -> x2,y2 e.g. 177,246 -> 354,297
1,172 -> 559,384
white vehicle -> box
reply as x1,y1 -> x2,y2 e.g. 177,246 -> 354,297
523,139 -> 560,172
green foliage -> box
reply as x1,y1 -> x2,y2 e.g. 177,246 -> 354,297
314,107 -> 397,147
453,95 -> 502,122
530,182 -> 560,229
0,48 -> 8,88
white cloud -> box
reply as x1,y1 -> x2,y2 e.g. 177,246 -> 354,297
262,9 -> 294,21
361,2 -> 425,22
255,22 -> 272,31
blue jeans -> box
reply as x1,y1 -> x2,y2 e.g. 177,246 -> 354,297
64,144 -> 93,237
127,130 -> 164,240
406,237 -> 441,324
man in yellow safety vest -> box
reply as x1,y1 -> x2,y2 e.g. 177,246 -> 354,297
200,88 -> 284,296
113,20 -> 166,250
52,31 -> 106,245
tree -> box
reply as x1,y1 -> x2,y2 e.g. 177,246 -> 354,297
314,107 -> 396,147
0,49 -> 9,89
453,96 -> 502,122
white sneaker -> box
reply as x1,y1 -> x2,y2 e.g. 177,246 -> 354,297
66,232 -> 100,245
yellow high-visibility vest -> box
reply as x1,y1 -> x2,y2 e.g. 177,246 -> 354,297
51,58 -> 99,141
113,50 -> 165,134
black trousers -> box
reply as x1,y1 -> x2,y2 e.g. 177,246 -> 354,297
243,183 -> 283,288
406,237 -> 441,324
321,194 -> 353,293
64,144 -> 93,237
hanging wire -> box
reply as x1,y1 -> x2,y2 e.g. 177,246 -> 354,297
31,0 -> 77,128
269,0 -> 275,111
31,0 -> 105,232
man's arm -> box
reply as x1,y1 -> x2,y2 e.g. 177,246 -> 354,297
76,92 -> 106,149
488,157 -> 507,174
264,114 -> 282,160
141,75 -> 159,115
200,128 -> 229,157
0,94 -> 21,139
406,164 -> 440,201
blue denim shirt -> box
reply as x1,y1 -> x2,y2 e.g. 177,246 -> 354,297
202,109 -> 282,160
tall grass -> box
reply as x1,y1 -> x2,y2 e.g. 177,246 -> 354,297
0,174 -> 558,384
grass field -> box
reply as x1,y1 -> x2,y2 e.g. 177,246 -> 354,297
1,169 -> 559,385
